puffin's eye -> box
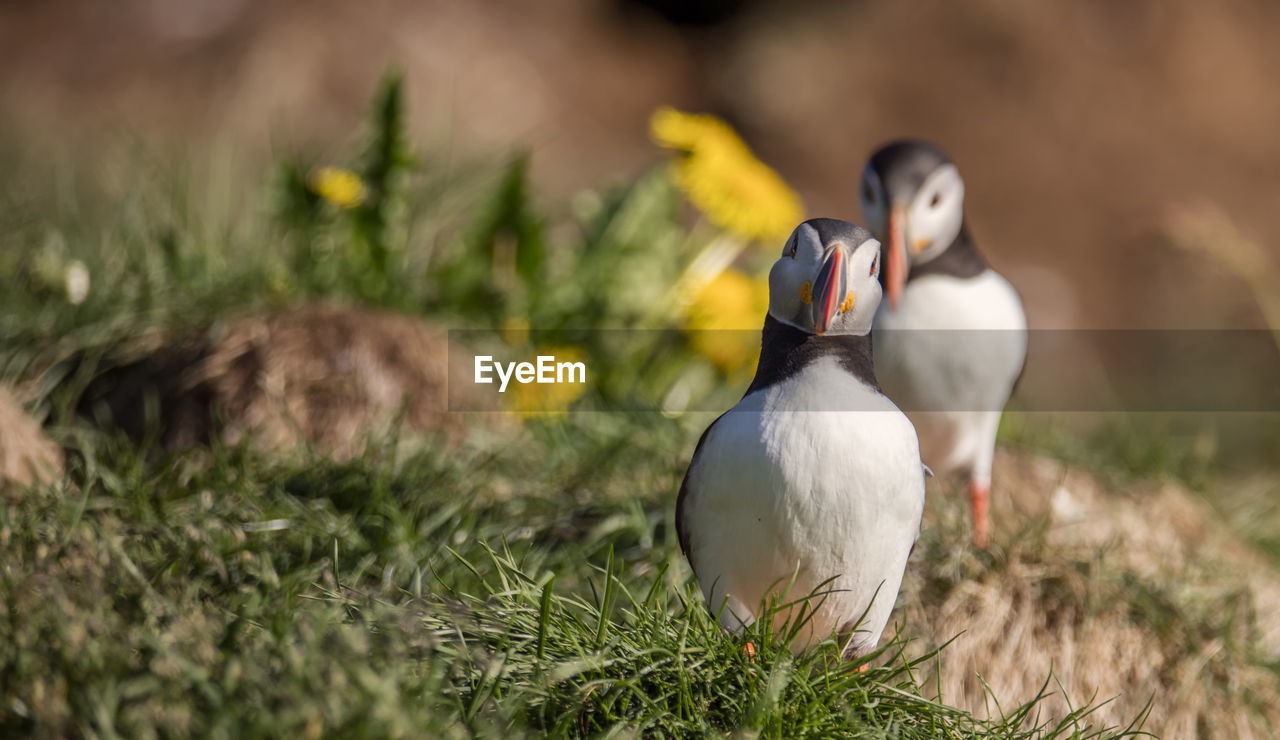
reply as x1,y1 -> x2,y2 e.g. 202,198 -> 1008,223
929,192 -> 942,208
788,239 -> 798,258
869,254 -> 878,276
862,182 -> 875,203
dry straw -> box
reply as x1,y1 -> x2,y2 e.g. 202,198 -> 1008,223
899,449 -> 1280,737
0,386 -> 62,489
1165,201 -> 1280,340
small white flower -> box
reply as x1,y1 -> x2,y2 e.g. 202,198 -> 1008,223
65,260 -> 90,305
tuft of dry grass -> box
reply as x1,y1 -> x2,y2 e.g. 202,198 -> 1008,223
0,385 -> 62,490
899,449 -> 1280,738
92,304 -> 499,458
1164,201 -> 1280,337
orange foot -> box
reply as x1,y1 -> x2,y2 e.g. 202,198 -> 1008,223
969,479 -> 990,549
744,641 -> 756,664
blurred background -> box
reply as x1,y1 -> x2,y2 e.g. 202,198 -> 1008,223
5,3 -> 1280,735
4,0 -> 1280,331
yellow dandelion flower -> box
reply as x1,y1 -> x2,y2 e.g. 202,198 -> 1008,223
683,269 -> 770,374
651,107 -> 741,154
310,167 -> 367,209
500,317 -> 531,346
506,347 -> 589,417
650,107 -> 804,244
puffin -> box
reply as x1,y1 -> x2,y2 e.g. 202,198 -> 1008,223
676,218 -> 927,659
858,140 -> 1027,549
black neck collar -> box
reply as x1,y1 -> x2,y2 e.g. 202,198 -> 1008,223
745,315 -> 879,395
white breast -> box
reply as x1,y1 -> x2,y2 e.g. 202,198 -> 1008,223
872,270 -> 1027,477
681,357 -> 926,656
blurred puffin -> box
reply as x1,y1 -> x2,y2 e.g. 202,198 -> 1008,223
677,218 -> 926,659
858,140 -> 1027,548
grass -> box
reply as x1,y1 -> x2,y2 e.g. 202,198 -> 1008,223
1,417 -> 1145,738
996,412 -> 1219,491
2,74 -> 1276,737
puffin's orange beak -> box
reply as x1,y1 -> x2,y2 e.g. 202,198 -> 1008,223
885,205 -> 908,310
813,245 -> 847,336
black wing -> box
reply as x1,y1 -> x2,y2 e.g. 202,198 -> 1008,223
674,413 -> 726,562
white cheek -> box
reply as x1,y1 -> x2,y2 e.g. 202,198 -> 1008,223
909,199 -> 947,243
767,260 -> 810,326
866,282 -> 884,321
908,178 -> 964,255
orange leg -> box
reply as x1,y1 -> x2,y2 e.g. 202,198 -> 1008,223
969,479 -> 990,549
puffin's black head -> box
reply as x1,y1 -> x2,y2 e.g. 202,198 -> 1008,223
858,139 -> 966,309
767,218 -> 883,337
865,140 -> 951,201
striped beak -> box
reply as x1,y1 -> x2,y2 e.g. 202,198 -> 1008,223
813,243 -> 849,335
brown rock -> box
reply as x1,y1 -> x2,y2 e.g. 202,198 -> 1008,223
96,304 -> 494,459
